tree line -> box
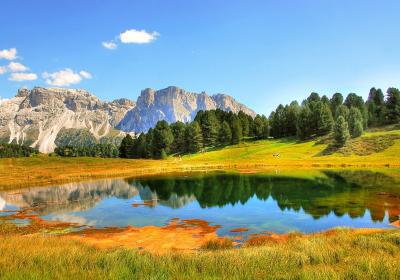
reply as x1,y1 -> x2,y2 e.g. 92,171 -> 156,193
119,86 -> 400,158
0,143 -> 38,158
119,109 -> 269,159
268,87 -> 400,146
3,86 -> 398,158
54,143 -> 119,158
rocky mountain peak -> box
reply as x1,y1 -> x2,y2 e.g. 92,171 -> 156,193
116,86 -> 256,132
0,85 -> 256,153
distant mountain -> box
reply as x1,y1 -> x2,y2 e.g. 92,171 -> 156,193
0,86 -> 256,153
0,87 -> 134,153
116,86 -> 256,132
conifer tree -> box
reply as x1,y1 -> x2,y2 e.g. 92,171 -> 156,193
152,120 -> 174,158
185,121 -> 203,153
385,87 -> 400,124
348,107 -> 364,138
231,116 -> 243,144
218,121 -> 232,145
334,116 -> 350,147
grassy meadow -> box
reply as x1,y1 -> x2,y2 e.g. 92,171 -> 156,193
1,127 -> 400,279
0,227 -> 400,279
1,127 -> 400,189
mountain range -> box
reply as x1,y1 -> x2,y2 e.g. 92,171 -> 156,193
0,86 -> 256,153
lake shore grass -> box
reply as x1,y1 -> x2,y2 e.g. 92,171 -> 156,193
1,128 -> 400,190
0,227 -> 399,279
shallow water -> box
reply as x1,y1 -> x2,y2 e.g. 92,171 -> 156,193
1,170 -> 399,238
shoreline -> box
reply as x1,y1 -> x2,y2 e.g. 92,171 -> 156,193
1,155 -> 399,190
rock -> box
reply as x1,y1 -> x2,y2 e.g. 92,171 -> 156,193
0,86 -> 256,153
117,86 -> 256,132
0,87 -> 134,153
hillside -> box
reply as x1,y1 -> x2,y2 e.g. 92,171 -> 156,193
185,127 -> 400,166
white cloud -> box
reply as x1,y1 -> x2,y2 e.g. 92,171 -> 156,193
9,72 -> 38,81
79,70 -> 92,79
43,68 -> 92,86
8,62 -> 28,72
0,48 -> 17,60
119,29 -> 159,44
102,41 -> 117,50
0,66 -> 7,74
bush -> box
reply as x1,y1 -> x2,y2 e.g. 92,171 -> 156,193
0,143 -> 38,158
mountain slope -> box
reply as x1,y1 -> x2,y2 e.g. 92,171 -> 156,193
116,86 -> 256,132
0,87 -> 134,153
0,86 -> 256,153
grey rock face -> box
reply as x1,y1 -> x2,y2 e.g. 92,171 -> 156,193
117,86 -> 256,132
0,87 -> 134,153
0,86 -> 256,153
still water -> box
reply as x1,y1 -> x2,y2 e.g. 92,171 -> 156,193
1,170 -> 399,237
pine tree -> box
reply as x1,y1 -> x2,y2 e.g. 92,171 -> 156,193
185,121 -> 203,153
334,116 -> 350,147
145,128 -> 154,158
230,116 -> 243,144
330,93 -> 343,116
348,107 -> 364,138
170,121 -> 186,153
296,105 -> 312,140
253,115 -> 264,139
315,101 -> 333,136
238,111 -> 250,137
307,92 -> 321,103
199,111 -> 219,147
152,120 -> 174,159
218,121 -> 232,145
352,120 -> 363,138
119,134 -> 135,158
366,88 -> 385,126
344,93 -> 367,128
385,87 -> 400,124
335,105 -> 350,121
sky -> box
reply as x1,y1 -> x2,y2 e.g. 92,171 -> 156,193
0,0 -> 399,114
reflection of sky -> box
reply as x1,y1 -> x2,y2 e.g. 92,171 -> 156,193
42,194 -> 394,237
0,197 -> 5,211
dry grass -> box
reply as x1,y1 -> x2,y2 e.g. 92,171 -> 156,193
0,227 -> 399,279
200,238 -> 233,250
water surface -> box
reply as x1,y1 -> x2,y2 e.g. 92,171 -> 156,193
1,170 -> 399,238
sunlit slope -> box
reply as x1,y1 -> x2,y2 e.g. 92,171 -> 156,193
185,129 -> 400,165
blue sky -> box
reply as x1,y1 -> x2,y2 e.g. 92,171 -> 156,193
0,0 -> 399,114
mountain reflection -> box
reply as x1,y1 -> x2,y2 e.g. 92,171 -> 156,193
1,171 -> 399,223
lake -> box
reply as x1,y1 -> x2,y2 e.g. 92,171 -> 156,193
1,170 -> 399,239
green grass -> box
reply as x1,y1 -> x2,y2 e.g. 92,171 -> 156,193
0,228 -> 399,279
1,127 -> 400,190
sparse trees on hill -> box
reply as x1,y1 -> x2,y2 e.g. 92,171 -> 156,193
335,105 -> 350,121
366,88 -> 385,126
330,93 -> 344,117
334,116 -> 350,147
385,87 -> 400,124
348,107 -> 364,138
